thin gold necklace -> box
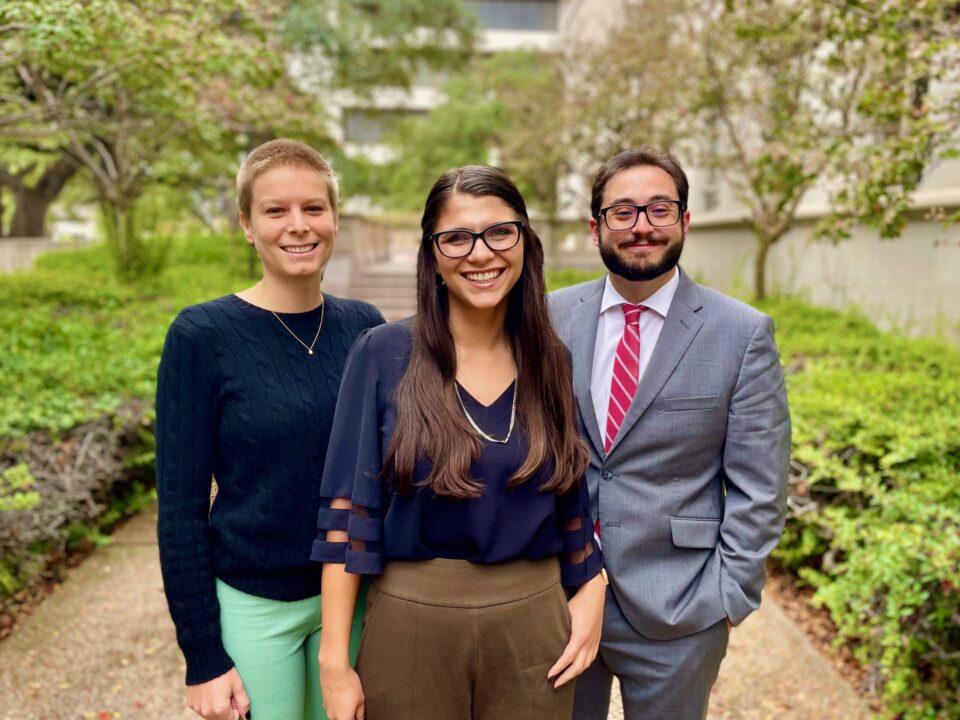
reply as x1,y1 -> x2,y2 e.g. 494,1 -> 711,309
454,377 -> 518,444
270,297 -> 324,355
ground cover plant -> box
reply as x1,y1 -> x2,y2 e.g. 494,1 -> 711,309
548,269 -> 960,719
0,236 -> 248,609
762,298 -> 960,719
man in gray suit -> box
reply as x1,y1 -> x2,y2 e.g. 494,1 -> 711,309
550,148 -> 790,719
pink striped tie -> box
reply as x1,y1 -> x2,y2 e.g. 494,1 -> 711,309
604,303 -> 645,453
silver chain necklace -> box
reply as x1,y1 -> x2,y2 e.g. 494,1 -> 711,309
454,377 -> 518,444
270,298 -> 324,355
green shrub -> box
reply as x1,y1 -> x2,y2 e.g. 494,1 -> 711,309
0,235 -> 247,598
0,463 -> 40,512
545,267 -> 603,292
0,235 -> 249,437
767,308 -> 960,720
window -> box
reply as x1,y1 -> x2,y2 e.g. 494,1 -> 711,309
466,0 -> 558,31
343,109 -> 427,144
412,62 -> 450,89
702,166 -> 719,212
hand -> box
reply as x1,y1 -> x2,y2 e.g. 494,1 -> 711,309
320,661 -> 366,720
185,667 -> 249,720
547,573 -> 606,688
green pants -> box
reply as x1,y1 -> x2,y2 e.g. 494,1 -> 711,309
216,578 -> 367,720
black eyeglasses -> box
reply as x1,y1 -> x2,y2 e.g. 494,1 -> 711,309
598,200 -> 685,230
429,220 -> 524,258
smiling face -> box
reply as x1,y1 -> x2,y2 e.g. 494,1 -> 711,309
239,164 -> 336,283
432,193 -> 525,316
590,164 -> 689,282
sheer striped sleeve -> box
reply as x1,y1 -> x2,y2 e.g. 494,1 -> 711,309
312,329 -> 387,575
557,475 -> 604,588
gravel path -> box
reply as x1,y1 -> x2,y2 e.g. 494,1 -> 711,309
0,507 -> 874,719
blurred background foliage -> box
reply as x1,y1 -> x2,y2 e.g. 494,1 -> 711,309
0,0 -> 958,716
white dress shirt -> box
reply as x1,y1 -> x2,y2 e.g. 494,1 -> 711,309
591,269 -> 681,432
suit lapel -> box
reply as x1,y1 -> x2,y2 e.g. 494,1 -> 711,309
570,279 -> 605,456
606,271 -> 705,456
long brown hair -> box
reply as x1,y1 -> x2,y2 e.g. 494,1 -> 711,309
384,166 -> 588,499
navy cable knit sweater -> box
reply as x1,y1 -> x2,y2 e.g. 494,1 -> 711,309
155,293 -> 384,685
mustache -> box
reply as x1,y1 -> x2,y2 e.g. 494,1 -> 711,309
617,235 -> 668,247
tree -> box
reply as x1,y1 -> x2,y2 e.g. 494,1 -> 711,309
484,51 -> 571,223
1,0 -> 305,274
697,0 -> 960,298
371,3 -> 704,222
696,0 -> 839,299
281,0 -> 475,95
370,51 -> 571,222
0,1 -> 479,271
816,1 -> 960,241
0,150 -> 78,237
370,55 -> 518,213
571,0 -> 959,299
561,0 -> 701,167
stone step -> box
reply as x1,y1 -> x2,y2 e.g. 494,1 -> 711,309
340,292 -> 416,321
350,269 -> 417,287
345,263 -> 417,321
348,280 -> 417,295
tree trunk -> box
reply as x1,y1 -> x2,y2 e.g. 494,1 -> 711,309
754,234 -> 771,301
5,156 -> 78,237
102,200 -> 136,275
9,194 -> 52,237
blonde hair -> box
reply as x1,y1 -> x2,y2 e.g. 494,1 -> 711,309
236,139 -> 339,218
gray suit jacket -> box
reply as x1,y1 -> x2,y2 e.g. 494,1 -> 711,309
549,270 -> 790,640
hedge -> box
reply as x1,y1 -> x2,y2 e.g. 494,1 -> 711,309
760,297 -> 960,719
0,236 -> 248,596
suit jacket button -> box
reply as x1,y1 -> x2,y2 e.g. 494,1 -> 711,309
601,471 -> 613,480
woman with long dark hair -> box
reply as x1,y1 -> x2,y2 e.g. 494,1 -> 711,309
312,166 -> 605,720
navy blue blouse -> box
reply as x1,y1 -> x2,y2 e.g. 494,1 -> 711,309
311,320 -> 602,587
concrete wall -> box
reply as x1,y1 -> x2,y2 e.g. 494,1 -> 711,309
0,237 -> 98,275
685,219 -> 960,343
548,218 -> 960,344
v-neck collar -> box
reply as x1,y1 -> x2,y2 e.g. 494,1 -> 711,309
455,379 -> 516,409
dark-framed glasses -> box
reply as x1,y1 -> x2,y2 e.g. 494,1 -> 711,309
599,200 -> 685,231
430,220 -> 524,258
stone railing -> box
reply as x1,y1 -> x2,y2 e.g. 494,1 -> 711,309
0,237 -> 98,275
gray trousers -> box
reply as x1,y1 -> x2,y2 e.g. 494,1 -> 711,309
573,587 -> 729,720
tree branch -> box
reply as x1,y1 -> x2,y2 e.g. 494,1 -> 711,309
63,129 -> 114,192
63,57 -> 140,104
90,136 -> 120,183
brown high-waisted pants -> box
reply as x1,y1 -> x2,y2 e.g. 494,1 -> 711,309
356,557 -> 575,720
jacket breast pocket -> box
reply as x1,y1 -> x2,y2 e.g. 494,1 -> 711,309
670,516 -> 721,549
657,394 -> 720,412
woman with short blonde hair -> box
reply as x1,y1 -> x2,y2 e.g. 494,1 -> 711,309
157,139 -> 383,720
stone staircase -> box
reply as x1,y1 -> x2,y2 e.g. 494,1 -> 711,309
343,260 -> 418,321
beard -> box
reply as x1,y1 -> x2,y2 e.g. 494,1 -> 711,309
598,229 -> 685,282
